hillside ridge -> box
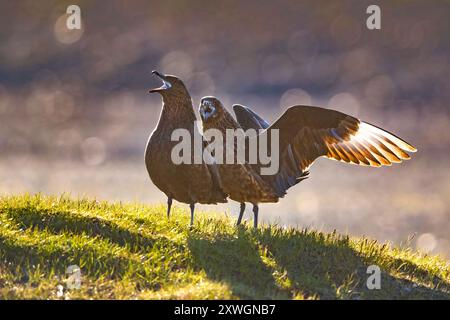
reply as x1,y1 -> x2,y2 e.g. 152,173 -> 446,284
0,193 -> 448,299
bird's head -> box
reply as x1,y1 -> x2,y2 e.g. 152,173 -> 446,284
149,70 -> 189,100
199,96 -> 224,123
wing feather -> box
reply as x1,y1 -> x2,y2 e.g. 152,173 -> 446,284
233,104 -> 270,130
265,105 -> 416,171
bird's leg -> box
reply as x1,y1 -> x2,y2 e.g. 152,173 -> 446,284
167,197 -> 173,218
253,204 -> 259,229
237,203 -> 245,225
189,203 -> 195,227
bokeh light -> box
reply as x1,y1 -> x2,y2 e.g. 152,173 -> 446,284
81,137 -> 107,166
280,88 -> 312,110
54,14 -> 83,44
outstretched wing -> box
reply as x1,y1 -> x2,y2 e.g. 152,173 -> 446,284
233,104 -> 270,130
267,105 -> 417,171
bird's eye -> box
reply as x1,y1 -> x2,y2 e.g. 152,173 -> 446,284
205,106 -> 212,113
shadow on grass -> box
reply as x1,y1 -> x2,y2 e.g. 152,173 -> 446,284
188,227 -> 450,299
1,208 -> 179,288
187,228 -> 291,299
0,233 -> 135,284
2,206 -> 449,299
5,208 -> 158,252
259,228 -> 449,299
380,255 -> 450,295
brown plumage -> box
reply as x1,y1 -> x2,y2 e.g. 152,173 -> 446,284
199,96 -> 417,228
145,72 -> 227,226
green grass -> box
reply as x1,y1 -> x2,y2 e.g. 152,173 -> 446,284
0,193 -> 449,300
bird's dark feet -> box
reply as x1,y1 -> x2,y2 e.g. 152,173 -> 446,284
167,197 -> 172,218
189,203 -> 195,227
236,203 -> 245,225
253,204 -> 259,229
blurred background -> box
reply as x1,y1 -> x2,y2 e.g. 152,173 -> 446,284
0,1 -> 449,259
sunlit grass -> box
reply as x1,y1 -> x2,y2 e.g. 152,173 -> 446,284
0,193 -> 448,300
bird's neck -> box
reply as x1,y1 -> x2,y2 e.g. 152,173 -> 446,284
202,112 -> 244,155
159,95 -> 197,124
205,112 -> 241,134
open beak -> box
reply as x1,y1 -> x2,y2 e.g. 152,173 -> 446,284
149,70 -> 172,93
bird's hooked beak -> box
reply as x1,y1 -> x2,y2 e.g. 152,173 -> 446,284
199,99 -> 216,122
149,70 -> 172,93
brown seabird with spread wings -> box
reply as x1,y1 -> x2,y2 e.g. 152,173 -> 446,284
199,96 -> 417,228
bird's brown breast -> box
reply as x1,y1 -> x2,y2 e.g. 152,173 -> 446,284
146,123 -> 226,204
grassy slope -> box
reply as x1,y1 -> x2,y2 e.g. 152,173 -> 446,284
0,194 -> 449,300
